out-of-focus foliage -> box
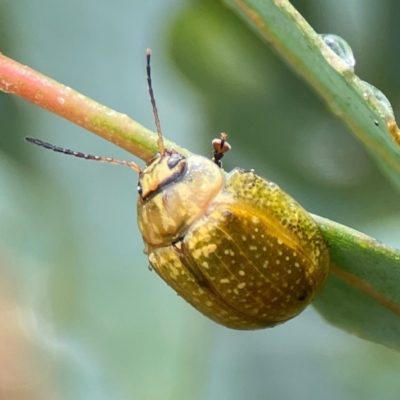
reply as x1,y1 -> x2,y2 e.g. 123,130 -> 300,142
0,4 -> 32,165
2,0 -> 400,399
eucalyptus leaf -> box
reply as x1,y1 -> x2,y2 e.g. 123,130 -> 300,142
224,0 -> 400,189
313,215 -> 400,350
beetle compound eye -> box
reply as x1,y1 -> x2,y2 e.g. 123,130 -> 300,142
167,153 -> 185,169
137,182 -> 143,195
138,154 -> 188,202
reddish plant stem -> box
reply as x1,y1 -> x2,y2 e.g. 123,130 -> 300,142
0,52 -> 186,163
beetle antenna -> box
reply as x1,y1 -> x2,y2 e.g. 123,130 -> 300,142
146,48 -> 165,155
25,137 -> 142,173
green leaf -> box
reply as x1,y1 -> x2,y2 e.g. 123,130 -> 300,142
313,215 -> 400,350
223,0 -> 400,189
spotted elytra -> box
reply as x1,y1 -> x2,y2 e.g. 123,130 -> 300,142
26,49 -> 330,329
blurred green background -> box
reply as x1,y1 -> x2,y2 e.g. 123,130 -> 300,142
1,0 -> 400,399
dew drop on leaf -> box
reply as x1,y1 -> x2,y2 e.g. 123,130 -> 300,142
361,81 -> 394,117
320,33 -> 356,70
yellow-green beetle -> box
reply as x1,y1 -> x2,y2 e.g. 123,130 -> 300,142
27,50 -> 330,330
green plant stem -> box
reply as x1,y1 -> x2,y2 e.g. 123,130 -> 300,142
0,52 -> 187,163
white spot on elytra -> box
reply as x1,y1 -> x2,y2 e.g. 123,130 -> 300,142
202,244 -> 217,257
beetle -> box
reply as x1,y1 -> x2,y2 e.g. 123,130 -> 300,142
26,50 -> 330,330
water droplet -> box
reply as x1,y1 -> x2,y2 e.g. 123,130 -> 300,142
268,182 -> 278,190
361,81 -> 394,117
320,34 -> 356,70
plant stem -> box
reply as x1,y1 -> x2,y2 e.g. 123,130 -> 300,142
0,52 -> 187,163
